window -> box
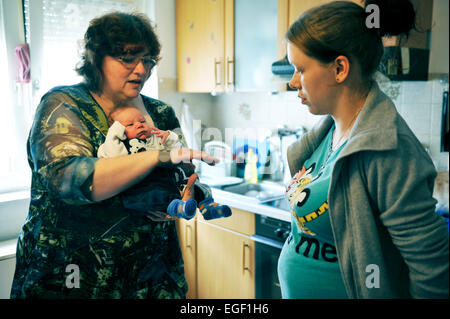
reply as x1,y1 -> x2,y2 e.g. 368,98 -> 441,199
0,0 -> 30,194
25,0 -> 156,106
0,0 -> 156,194
0,0 -> 157,240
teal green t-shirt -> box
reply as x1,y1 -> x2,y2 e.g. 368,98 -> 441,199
277,125 -> 348,299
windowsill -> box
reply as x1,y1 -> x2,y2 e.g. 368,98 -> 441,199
0,190 -> 30,203
0,238 -> 17,261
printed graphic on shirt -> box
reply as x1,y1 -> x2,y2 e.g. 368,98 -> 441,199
286,232 -> 338,263
286,163 -> 323,236
124,136 -> 165,154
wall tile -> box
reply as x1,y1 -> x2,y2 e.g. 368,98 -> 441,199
432,78 -> 448,104
399,103 -> 431,137
194,78 -> 448,170
430,103 -> 444,138
402,81 -> 434,105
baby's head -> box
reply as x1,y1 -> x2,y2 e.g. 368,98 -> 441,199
109,105 -> 151,140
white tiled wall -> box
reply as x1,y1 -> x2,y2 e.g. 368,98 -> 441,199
396,79 -> 449,170
201,77 -> 449,171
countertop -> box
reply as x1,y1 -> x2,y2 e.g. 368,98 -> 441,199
211,187 -> 291,223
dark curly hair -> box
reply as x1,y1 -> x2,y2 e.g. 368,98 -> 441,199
76,11 -> 161,93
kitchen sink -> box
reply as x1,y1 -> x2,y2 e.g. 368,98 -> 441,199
263,197 -> 291,211
221,181 -> 286,203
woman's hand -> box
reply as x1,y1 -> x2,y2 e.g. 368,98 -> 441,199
161,148 -> 219,166
145,210 -> 176,222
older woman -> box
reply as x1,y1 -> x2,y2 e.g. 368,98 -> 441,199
278,0 -> 448,298
10,12 -> 215,299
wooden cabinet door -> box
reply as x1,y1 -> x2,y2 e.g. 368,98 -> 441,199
196,220 -> 255,299
287,0 -> 329,27
176,0 -> 227,92
278,0 -> 362,59
288,0 -> 362,30
176,218 -> 197,298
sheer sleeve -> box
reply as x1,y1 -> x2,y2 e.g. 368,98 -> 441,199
28,90 -> 99,205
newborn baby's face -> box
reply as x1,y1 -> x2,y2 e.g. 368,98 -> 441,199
113,107 -> 151,140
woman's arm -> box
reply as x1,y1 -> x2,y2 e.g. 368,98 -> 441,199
92,150 -> 159,201
29,91 -> 217,205
365,136 -> 449,298
92,147 -> 217,202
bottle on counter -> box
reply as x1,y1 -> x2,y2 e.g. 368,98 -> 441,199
244,149 -> 258,184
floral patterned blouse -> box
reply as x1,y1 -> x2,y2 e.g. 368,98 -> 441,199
10,83 -> 188,299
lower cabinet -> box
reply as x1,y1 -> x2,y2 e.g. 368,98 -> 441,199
196,220 -> 254,299
176,207 -> 255,299
176,217 -> 197,299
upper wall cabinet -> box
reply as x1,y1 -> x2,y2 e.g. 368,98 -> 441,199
176,0 -> 278,93
234,0 -> 278,91
277,0 -> 436,81
378,0 -> 434,81
277,0 -> 361,59
176,0 -> 233,93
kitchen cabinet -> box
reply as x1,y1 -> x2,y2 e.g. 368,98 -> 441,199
176,0 -> 234,93
277,0 -> 435,81
177,206 -> 255,299
176,0 -> 279,92
196,207 -> 255,299
277,0 -> 361,60
176,217 -> 197,298
234,0 -> 278,91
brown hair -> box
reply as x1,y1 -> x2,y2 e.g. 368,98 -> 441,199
76,11 -> 161,93
286,0 -> 415,83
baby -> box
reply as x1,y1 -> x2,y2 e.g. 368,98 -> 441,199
98,105 -> 232,221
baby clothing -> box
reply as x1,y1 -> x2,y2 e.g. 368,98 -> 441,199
97,121 -> 182,157
98,121 -> 231,220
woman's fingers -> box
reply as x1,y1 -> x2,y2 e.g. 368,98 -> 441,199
145,210 -> 176,221
200,151 -> 219,166
169,148 -> 219,165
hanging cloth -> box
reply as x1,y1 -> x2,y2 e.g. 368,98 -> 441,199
15,43 -> 33,128
180,99 -> 202,172
15,43 -> 30,83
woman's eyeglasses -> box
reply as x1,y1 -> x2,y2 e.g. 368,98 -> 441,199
115,54 -> 157,71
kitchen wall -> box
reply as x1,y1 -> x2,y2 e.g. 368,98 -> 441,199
208,76 -> 449,171
153,0 -> 215,126
154,0 -> 449,172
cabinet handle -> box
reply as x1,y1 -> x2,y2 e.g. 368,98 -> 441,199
226,57 -> 234,86
242,242 -> 250,271
186,224 -> 192,248
214,59 -> 222,87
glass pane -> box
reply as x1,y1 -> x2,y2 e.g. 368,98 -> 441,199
25,0 -> 143,101
234,0 -> 278,91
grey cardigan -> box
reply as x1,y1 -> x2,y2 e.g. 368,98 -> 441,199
287,82 -> 449,299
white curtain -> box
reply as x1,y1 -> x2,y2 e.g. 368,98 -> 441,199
25,0 -> 147,105
0,0 -> 30,193
0,0 -> 152,194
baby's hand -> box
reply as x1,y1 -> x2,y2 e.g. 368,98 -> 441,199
149,127 -> 170,144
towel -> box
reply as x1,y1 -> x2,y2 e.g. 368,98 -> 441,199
15,43 -> 30,83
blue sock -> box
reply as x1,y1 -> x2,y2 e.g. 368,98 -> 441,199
167,199 -> 197,220
199,197 -> 232,220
